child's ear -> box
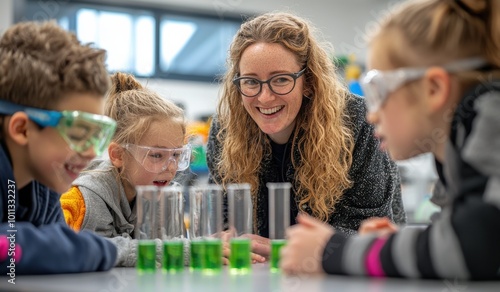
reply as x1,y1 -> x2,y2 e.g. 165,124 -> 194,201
108,142 -> 124,168
424,67 -> 451,113
7,112 -> 30,146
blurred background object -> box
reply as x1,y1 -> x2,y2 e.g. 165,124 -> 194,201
396,154 -> 439,224
344,54 -> 364,96
187,118 -> 210,176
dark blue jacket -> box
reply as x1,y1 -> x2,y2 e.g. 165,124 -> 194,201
0,143 -> 117,274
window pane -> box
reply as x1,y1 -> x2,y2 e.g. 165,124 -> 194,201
160,15 -> 240,77
98,11 -> 133,72
76,9 -> 98,44
76,8 -> 155,77
58,17 -> 69,31
161,20 -> 197,71
135,16 -> 155,76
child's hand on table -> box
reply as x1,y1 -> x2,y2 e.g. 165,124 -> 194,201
358,217 -> 398,236
280,214 -> 334,274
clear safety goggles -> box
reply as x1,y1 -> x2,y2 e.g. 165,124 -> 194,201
360,57 -> 488,112
124,144 -> 192,173
0,100 -> 116,156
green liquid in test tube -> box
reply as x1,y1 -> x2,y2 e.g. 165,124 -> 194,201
190,240 -> 206,271
227,183 -> 253,275
159,186 -> 186,273
163,240 -> 184,273
204,239 -> 223,274
137,240 -> 157,273
270,239 -> 287,272
191,185 -> 224,274
267,182 -> 291,272
135,185 -> 161,274
229,238 -> 251,274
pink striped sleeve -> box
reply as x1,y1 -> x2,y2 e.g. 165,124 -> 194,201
365,237 -> 388,277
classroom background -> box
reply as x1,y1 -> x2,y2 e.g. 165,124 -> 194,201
0,0 -> 438,223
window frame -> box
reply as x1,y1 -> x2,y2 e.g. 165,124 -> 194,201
18,0 -> 246,82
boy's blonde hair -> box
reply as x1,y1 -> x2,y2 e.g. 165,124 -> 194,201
0,21 -> 110,109
105,72 -> 186,146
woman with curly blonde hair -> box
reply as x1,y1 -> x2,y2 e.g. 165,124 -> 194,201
207,12 -> 405,258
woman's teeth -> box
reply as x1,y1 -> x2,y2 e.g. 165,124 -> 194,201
259,106 -> 284,115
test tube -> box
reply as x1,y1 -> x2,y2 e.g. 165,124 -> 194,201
160,186 -> 185,273
199,185 -> 223,274
267,182 -> 291,272
189,187 -> 205,271
135,185 -> 160,273
227,183 -> 253,274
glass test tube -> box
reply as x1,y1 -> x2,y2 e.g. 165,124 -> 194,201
267,182 -> 291,272
227,183 -> 253,274
160,186 -> 185,273
189,187 -> 205,271
135,185 -> 160,273
199,185 -> 223,274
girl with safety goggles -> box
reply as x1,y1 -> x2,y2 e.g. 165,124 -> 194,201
60,72 -> 191,268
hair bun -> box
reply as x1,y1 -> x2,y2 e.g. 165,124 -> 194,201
110,72 -> 143,94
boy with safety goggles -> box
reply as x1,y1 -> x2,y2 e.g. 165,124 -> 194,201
0,21 -> 117,275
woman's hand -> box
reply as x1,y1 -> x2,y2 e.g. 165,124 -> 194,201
241,233 -> 271,259
358,217 -> 398,236
220,230 -> 267,264
280,214 -> 334,274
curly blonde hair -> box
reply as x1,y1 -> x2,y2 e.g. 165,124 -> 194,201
216,12 -> 354,222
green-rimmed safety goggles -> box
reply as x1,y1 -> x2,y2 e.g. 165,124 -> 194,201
0,100 -> 116,156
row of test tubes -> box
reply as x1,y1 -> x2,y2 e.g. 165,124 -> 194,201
134,182 -> 291,274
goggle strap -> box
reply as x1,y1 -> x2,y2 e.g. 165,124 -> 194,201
0,100 -> 62,127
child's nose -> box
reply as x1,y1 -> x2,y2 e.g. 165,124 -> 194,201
162,159 -> 178,173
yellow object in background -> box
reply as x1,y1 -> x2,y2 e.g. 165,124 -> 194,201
344,54 -> 364,96
344,54 -> 362,82
187,120 -> 210,144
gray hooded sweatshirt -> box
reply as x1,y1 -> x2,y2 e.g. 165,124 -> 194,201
73,159 -> 189,267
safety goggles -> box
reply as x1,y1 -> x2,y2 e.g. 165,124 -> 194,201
124,144 -> 192,173
0,99 -> 116,156
360,57 -> 488,112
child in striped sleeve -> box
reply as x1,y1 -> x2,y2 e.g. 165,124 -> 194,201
281,0 -> 500,280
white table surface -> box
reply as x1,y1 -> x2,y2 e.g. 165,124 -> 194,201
1,263 -> 499,292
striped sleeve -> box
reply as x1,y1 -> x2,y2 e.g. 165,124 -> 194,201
322,202 -> 500,279
321,91 -> 500,280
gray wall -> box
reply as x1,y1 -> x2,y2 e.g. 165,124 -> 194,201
0,0 -> 13,34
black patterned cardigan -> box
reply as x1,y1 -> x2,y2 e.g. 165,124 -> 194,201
206,94 -> 406,237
